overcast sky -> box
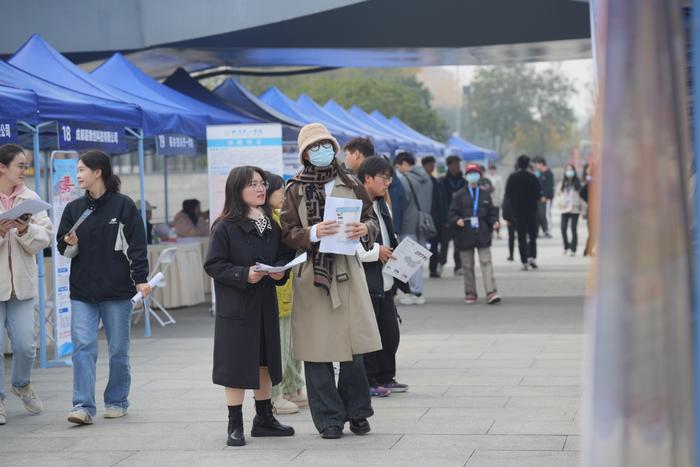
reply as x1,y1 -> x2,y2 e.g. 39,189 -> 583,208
448,58 -> 595,122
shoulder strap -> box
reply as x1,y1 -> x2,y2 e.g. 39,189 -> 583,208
404,176 -> 423,211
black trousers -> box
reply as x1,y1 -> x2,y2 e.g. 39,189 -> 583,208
364,292 -> 400,387
537,201 -> 548,235
516,215 -> 538,264
428,236 -> 441,275
561,213 -> 580,252
507,223 -> 516,258
439,229 -> 463,271
304,356 -> 373,433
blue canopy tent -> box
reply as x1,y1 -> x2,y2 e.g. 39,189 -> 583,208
295,94 -> 395,154
324,99 -> 402,155
260,87 -> 353,145
212,78 -> 303,129
349,106 -> 420,153
370,111 -> 445,155
169,73 -> 300,144
367,110 -> 435,154
447,135 -> 499,162
0,84 -> 38,123
90,55 -> 210,139
388,116 -> 446,155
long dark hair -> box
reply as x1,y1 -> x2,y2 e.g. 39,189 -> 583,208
80,150 -> 121,193
218,166 -> 272,225
182,199 -> 200,226
0,143 -> 25,168
561,164 -> 581,191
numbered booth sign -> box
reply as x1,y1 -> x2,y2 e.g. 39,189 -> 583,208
58,122 -> 126,152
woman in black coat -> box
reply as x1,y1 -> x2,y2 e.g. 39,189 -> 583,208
204,166 -> 295,447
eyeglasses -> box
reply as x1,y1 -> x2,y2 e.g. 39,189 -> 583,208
377,174 -> 393,184
308,141 -> 334,151
11,163 -> 29,171
247,180 -> 269,190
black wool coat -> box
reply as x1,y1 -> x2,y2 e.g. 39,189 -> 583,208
448,186 -> 499,250
204,217 -> 293,389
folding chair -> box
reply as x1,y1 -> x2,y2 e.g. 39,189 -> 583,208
133,247 -> 177,328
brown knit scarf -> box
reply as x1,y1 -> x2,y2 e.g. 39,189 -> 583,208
293,164 -> 337,294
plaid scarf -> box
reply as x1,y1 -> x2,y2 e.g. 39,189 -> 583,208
294,164 -> 337,294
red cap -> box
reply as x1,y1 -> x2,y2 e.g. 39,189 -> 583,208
465,163 -> 482,175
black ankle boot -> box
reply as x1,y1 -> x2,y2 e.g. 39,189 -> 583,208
227,405 -> 245,447
251,399 -> 295,437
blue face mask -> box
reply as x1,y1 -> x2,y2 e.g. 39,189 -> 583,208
534,170 -> 541,177
565,170 -> 575,178
466,173 -> 480,184
308,146 -> 335,167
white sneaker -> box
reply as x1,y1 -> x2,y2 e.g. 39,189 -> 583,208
0,399 -> 6,425
104,406 -> 128,419
399,294 -> 418,305
284,390 -> 308,408
11,384 -> 43,415
67,408 -> 93,425
414,295 -> 426,305
272,396 -> 299,414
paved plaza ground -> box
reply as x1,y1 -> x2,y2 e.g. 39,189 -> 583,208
2,234 -> 588,467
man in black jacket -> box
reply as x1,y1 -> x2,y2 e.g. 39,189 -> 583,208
438,155 -> 467,275
505,155 -> 542,270
533,156 -> 554,238
357,157 -> 410,398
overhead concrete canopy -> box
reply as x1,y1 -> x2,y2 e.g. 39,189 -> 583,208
1,0 -> 591,78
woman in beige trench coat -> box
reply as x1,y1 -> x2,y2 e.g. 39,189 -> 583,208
281,123 -> 381,440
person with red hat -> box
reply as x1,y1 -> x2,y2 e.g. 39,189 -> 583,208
448,164 -> 502,305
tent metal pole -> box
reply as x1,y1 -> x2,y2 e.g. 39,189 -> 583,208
125,128 -> 151,337
164,156 -> 169,225
693,1 -> 700,463
19,120 -> 53,368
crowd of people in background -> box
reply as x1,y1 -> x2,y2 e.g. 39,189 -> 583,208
0,132 -> 590,444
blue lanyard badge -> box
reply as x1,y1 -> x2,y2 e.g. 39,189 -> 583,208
467,186 -> 480,229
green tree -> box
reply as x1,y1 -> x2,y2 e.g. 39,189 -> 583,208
466,65 -> 577,157
228,69 -> 448,141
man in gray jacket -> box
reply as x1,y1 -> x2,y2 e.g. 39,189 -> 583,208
394,152 -> 433,305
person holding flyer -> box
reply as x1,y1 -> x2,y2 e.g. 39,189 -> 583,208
356,156 -> 411,398
448,164 -> 501,305
281,123 -> 381,440
0,144 -> 53,425
56,150 -> 151,425
204,167 -> 296,447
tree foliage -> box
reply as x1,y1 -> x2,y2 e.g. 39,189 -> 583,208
230,69 -> 448,141
466,65 -> 577,157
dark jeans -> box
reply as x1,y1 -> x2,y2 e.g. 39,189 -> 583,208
439,229 -> 463,271
428,235 -> 441,275
364,292 -> 400,387
304,355 -> 374,433
561,213 -> 580,252
515,214 -> 538,264
537,201 -> 549,235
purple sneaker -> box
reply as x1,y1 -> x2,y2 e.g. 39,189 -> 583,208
382,380 -> 409,393
369,386 -> 391,397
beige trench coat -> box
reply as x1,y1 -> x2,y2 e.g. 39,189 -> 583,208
281,174 -> 381,362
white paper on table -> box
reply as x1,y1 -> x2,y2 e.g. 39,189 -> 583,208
254,252 -> 308,273
382,237 -> 432,282
131,272 -> 165,304
319,196 -> 363,255
0,199 -> 51,221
